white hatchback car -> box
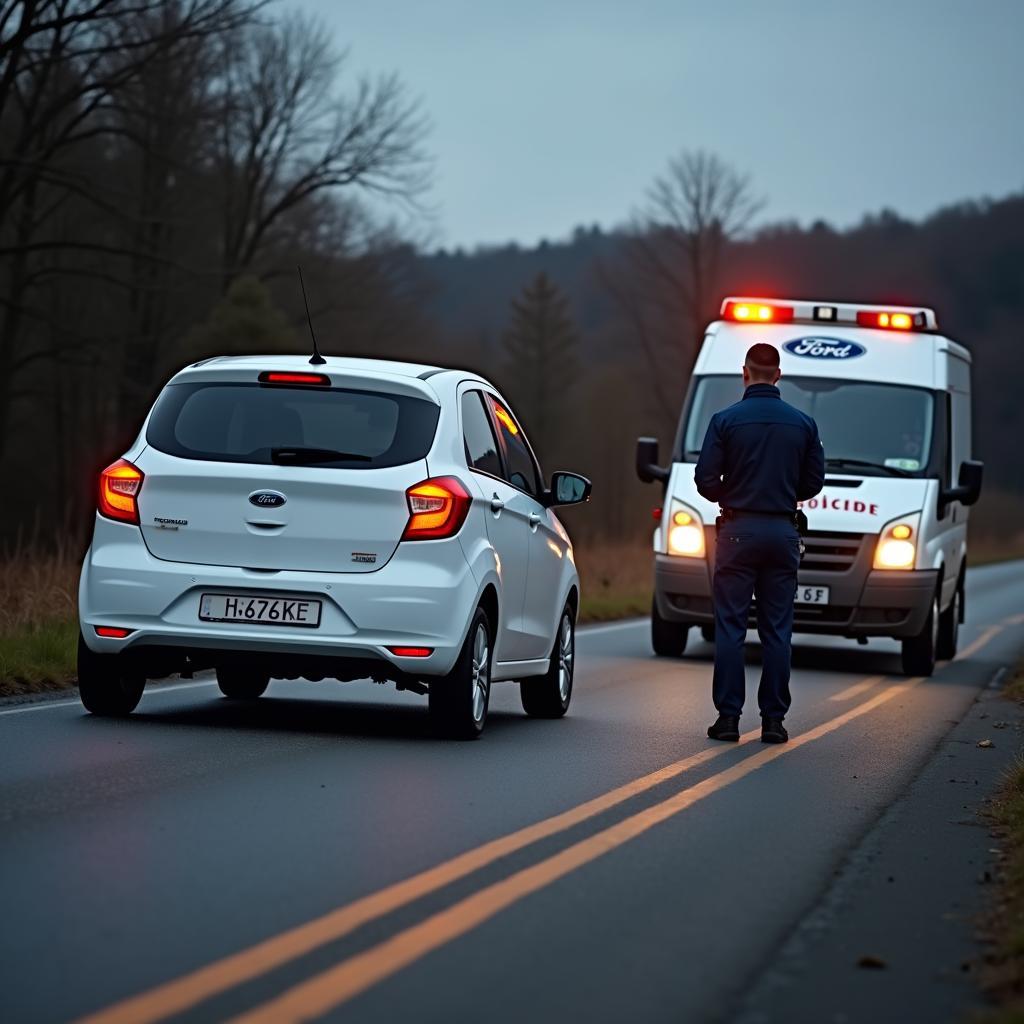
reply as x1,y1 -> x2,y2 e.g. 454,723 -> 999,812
78,356 -> 590,738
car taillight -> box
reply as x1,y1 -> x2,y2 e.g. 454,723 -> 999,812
98,458 -> 144,524
402,477 -> 471,540
257,371 -> 331,386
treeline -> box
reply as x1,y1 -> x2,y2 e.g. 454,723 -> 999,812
1,0 -> 435,543
3,2 -> 1021,549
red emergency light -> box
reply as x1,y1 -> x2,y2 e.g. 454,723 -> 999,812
855,310 -> 925,331
722,301 -> 794,324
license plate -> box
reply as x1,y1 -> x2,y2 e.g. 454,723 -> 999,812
795,584 -> 830,605
199,594 -> 322,628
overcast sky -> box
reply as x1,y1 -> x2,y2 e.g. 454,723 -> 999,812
303,0 -> 1024,250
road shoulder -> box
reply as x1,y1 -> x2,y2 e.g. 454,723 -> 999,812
736,665 -> 1024,1024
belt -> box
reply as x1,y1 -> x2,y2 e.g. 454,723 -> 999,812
722,508 -> 797,520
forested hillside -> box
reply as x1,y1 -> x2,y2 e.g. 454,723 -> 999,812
421,195 -> 1024,540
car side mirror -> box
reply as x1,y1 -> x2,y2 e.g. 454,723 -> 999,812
941,459 -> 983,509
636,437 -> 669,484
547,471 -> 592,507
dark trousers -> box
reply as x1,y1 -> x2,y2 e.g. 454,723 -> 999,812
712,517 -> 800,720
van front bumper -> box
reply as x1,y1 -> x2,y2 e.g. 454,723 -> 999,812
654,552 -> 938,639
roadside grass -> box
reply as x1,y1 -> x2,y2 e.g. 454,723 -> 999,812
0,552 -> 79,697
0,619 -> 79,696
976,660 -> 1024,1021
971,492 -> 1024,567
971,534 -> 1024,569
575,538 -> 652,623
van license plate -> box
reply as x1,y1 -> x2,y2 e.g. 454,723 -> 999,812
199,594 -> 322,627
795,585 -> 830,605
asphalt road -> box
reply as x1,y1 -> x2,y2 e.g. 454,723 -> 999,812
2,561 -> 1023,1024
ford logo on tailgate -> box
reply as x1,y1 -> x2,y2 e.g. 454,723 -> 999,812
249,490 -> 286,508
783,336 -> 866,360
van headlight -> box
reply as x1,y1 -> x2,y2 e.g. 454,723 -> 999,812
666,501 -> 706,558
873,513 -> 920,570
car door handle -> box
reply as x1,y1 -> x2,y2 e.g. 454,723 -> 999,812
490,496 -> 505,513
528,512 -> 542,528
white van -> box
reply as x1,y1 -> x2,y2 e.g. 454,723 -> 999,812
636,297 -> 983,676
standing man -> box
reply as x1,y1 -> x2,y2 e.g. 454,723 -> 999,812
695,343 -> 825,744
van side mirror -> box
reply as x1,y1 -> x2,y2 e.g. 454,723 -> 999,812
546,471 -> 592,507
941,459 -> 983,508
636,437 -> 669,484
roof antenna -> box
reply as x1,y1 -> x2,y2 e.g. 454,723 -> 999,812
297,265 -> 326,365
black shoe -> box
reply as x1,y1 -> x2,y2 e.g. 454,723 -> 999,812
708,715 -> 740,742
761,718 -> 788,744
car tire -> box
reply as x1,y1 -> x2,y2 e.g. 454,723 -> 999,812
901,592 -> 939,677
429,607 -> 492,739
700,624 -> 716,644
651,599 -> 688,657
77,633 -> 146,716
521,604 -> 574,719
936,578 -> 962,661
216,666 -> 270,700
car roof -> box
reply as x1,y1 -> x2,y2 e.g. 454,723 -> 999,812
186,354 -> 446,378
166,354 -> 501,404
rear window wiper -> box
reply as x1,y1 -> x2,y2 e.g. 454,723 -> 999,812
825,457 -> 911,478
271,447 -> 372,465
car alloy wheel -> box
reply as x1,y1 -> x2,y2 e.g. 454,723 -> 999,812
521,603 -> 575,719
557,614 -> 573,702
471,621 -> 490,724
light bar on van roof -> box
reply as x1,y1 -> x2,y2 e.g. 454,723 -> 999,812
720,297 -> 937,332
722,300 -> 793,324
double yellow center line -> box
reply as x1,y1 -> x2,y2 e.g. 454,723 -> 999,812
80,672 -> 920,1024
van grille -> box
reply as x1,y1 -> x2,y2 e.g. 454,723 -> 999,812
801,531 -> 865,573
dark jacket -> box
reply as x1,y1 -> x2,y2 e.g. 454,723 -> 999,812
694,382 -> 825,512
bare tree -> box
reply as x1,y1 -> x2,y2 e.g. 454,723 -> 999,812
211,12 -> 431,287
0,0 -> 264,452
642,151 -> 762,331
604,150 -> 763,420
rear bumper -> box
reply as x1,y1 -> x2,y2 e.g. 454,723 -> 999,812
79,518 -> 482,676
654,552 -> 938,639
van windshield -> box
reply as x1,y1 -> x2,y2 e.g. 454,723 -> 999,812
681,376 -> 935,476
147,382 -> 440,469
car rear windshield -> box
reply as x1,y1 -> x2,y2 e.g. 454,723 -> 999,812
146,382 -> 440,469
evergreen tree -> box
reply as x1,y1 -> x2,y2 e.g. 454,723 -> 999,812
179,276 -> 296,365
499,272 -> 580,465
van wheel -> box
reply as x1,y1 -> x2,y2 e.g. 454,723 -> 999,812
700,624 -> 716,644
430,607 -> 492,739
652,599 -> 688,657
936,579 -> 962,661
216,666 -> 270,700
77,634 -> 146,716
522,605 -> 574,718
901,593 -> 939,676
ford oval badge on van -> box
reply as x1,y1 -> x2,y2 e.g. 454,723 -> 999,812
783,337 -> 866,359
